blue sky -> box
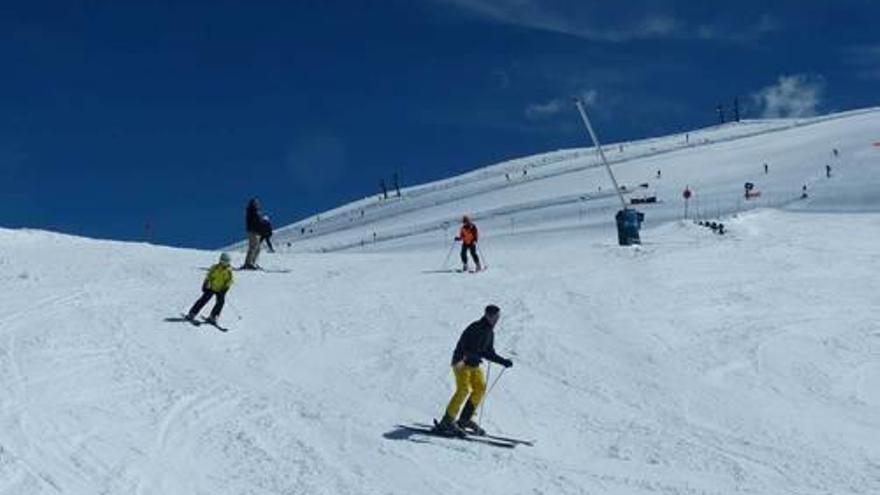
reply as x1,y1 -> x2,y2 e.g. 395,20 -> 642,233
1,0 -> 878,248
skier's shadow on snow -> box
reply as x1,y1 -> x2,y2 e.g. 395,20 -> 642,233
162,316 -> 199,327
382,426 -> 432,444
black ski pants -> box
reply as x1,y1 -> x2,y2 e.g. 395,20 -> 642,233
189,288 -> 227,319
460,243 -> 480,266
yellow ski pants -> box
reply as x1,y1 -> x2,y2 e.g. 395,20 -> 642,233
445,363 -> 486,418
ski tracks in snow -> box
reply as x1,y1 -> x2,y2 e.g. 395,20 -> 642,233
136,386 -> 240,494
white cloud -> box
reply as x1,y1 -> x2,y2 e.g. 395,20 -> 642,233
525,99 -> 564,119
697,14 -> 779,42
752,75 -> 824,119
440,0 -> 777,43
526,89 -> 597,120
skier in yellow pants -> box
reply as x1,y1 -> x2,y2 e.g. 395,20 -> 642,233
446,363 -> 486,423
435,305 -> 513,437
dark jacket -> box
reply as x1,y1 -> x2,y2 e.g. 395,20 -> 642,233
451,317 -> 508,367
258,217 -> 273,238
246,200 -> 262,233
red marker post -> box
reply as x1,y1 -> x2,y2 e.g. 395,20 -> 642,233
682,186 -> 692,219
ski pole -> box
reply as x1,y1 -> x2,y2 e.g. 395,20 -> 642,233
441,239 -> 457,270
226,298 -> 244,321
476,244 -> 488,270
478,365 -> 507,428
479,362 -> 491,425
485,366 -> 506,398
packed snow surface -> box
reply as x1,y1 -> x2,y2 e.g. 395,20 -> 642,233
1,107 -> 879,494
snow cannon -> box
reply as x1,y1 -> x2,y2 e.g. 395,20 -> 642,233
572,98 -> 645,247
615,208 -> 644,246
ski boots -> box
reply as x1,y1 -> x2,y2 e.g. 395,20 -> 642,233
433,414 -> 466,438
457,402 -> 486,435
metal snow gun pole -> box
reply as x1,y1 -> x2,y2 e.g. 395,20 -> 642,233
573,97 -> 644,246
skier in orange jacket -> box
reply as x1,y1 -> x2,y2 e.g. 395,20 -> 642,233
456,216 -> 481,272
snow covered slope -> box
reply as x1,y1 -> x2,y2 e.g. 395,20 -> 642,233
2,210 -> 880,494
1,107 -> 879,494
259,107 -> 880,253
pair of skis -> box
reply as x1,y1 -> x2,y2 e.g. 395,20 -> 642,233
200,266 -> 291,274
397,421 -> 533,449
234,267 -> 291,274
165,314 -> 230,332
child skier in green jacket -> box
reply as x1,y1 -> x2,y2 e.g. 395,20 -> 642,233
186,253 -> 234,324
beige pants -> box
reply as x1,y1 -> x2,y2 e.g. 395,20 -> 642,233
244,232 -> 261,267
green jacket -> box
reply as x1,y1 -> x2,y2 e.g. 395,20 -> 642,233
204,263 -> 233,292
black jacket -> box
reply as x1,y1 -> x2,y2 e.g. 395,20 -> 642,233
246,201 -> 262,233
258,217 -> 273,238
451,317 -> 508,367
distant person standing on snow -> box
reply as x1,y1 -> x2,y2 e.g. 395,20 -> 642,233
434,305 -> 513,437
186,253 -> 233,324
259,214 -> 275,253
456,215 -> 481,272
243,198 -> 263,269
764,163 -> 769,174
826,164 -> 832,178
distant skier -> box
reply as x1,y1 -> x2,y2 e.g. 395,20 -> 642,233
243,198 -> 263,269
826,164 -> 832,178
764,163 -> 768,174
656,169 -> 661,179
259,214 -> 275,253
456,215 -> 481,272
833,148 -> 839,158
434,305 -> 513,437
801,184 -> 808,199
186,253 -> 233,324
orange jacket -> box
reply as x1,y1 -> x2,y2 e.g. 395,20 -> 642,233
459,223 -> 478,245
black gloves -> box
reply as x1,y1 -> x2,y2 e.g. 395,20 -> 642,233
500,358 -> 513,368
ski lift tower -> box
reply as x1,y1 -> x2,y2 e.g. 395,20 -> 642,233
573,97 -> 644,245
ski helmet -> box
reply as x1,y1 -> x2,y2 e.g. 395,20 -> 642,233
462,215 -> 470,223
219,252 -> 231,265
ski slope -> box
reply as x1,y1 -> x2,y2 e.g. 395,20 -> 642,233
257,107 -> 880,253
1,108 -> 879,494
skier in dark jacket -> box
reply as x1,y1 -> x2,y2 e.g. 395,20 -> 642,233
435,305 -> 513,437
243,198 -> 262,269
